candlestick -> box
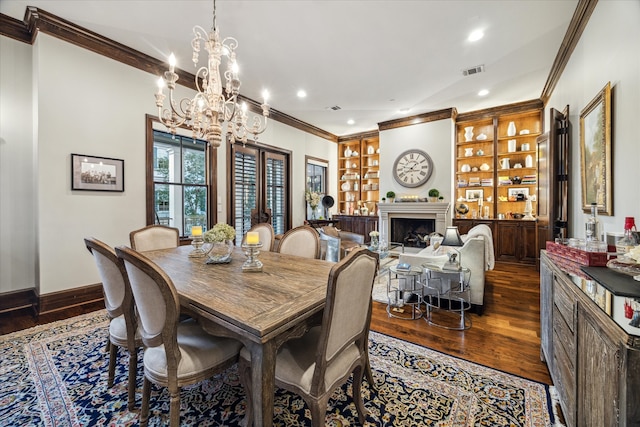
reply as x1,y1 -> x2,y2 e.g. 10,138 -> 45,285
246,231 -> 259,245
241,242 -> 263,272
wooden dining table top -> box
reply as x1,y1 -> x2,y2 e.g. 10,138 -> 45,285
142,245 -> 335,342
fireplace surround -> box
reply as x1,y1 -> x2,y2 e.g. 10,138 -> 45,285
378,202 -> 451,253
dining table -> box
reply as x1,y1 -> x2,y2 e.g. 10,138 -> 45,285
142,244 -> 335,427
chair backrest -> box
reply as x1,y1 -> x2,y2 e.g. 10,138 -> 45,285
115,246 -> 180,354
318,230 -> 341,262
84,237 -> 133,320
243,222 -> 275,251
311,247 -> 378,392
277,225 -> 321,259
129,224 -> 180,252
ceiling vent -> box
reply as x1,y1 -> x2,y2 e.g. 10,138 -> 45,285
330,105 -> 341,111
462,64 -> 485,76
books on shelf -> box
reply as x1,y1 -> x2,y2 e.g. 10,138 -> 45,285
498,176 -> 512,185
481,178 -> 493,187
468,177 -> 481,187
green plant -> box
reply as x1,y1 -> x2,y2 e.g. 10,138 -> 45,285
386,191 -> 396,199
438,196 -> 444,201
428,188 -> 440,198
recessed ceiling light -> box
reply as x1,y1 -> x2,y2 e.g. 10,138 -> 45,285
399,108 -> 411,114
478,89 -> 489,96
347,119 -> 355,125
297,89 -> 307,98
468,29 -> 484,42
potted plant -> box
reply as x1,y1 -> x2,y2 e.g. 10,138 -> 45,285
386,191 -> 396,203
438,195 -> 444,203
381,197 -> 386,203
428,188 -> 439,202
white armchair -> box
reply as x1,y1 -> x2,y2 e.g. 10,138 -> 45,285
398,224 -> 494,311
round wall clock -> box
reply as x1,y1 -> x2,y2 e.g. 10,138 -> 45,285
392,149 -> 434,188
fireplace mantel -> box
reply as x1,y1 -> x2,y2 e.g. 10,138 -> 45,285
378,202 -> 451,244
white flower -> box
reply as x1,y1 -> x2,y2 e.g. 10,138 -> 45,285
305,190 -> 321,209
369,231 -> 379,237
204,223 -> 236,243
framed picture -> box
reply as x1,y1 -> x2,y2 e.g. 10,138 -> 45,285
465,189 -> 483,201
580,82 -> 612,215
508,187 -> 529,198
71,153 -> 124,192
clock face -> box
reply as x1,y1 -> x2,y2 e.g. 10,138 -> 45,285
392,149 -> 433,188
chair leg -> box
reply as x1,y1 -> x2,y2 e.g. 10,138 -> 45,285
127,350 -> 137,410
308,396 -> 330,427
365,353 -> 376,391
107,341 -> 117,388
353,366 -> 368,425
140,377 -> 151,427
169,387 -> 181,427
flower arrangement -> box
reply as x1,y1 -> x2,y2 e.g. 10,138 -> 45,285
369,230 -> 380,237
204,223 -> 236,243
305,190 -> 321,209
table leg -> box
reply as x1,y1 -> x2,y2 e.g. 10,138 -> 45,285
248,340 -> 277,427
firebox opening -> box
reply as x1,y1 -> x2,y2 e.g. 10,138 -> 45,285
391,218 -> 436,249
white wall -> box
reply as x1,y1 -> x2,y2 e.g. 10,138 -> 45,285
1,32 -> 336,296
0,36 -> 36,293
379,118 -> 455,202
545,0 -> 640,239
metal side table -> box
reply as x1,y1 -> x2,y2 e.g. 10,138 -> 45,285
422,265 -> 472,330
387,265 -> 423,320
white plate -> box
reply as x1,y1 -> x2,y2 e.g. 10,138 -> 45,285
341,182 -> 350,191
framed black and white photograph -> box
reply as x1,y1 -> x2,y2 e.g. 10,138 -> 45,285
508,187 -> 529,198
71,154 -> 124,192
465,189 -> 483,201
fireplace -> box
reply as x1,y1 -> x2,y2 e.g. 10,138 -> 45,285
378,202 -> 451,253
391,218 -> 436,249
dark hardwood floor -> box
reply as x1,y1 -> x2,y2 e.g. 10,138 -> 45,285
0,261 -> 551,385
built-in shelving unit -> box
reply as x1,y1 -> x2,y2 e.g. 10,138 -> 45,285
338,134 -> 379,215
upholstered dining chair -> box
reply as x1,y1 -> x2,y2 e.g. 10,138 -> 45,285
243,222 -> 275,251
84,237 -> 140,410
239,247 -> 379,427
129,224 -> 180,252
276,225 -> 321,259
114,246 -> 243,427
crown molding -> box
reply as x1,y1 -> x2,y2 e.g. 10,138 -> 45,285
456,99 -> 544,122
2,7 -> 338,143
378,108 -> 456,131
540,0 -> 598,104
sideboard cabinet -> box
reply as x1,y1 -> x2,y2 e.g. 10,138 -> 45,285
540,251 -> 640,426
332,215 -> 378,239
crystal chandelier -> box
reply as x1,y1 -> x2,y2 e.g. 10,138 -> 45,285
154,0 -> 269,147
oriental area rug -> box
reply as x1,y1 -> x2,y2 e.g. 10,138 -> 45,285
0,310 -> 562,426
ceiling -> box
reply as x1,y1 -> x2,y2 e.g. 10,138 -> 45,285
1,0 -> 579,137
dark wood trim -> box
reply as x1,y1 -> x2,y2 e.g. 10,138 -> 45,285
15,7 -> 337,143
378,108 -> 456,131
540,0 -> 598,104
337,130 -> 380,143
144,114 -> 218,230
0,13 -> 31,43
456,99 -> 544,122
0,288 -> 37,314
38,283 -> 104,315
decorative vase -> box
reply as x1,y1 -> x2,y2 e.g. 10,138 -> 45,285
464,147 -> 474,157
525,154 -> 533,168
507,121 -> 517,137
206,239 -> 234,264
310,206 -> 318,220
464,126 -> 474,142
370,236 -> 379,250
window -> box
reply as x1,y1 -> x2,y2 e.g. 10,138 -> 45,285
231,143 -> 290,243
305,156 -> 328,219
145,116 -> 216,236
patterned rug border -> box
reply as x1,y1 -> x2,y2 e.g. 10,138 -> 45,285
1,309 -> 562,426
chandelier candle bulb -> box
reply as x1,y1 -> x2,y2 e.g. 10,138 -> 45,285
246,232 -> 260,245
